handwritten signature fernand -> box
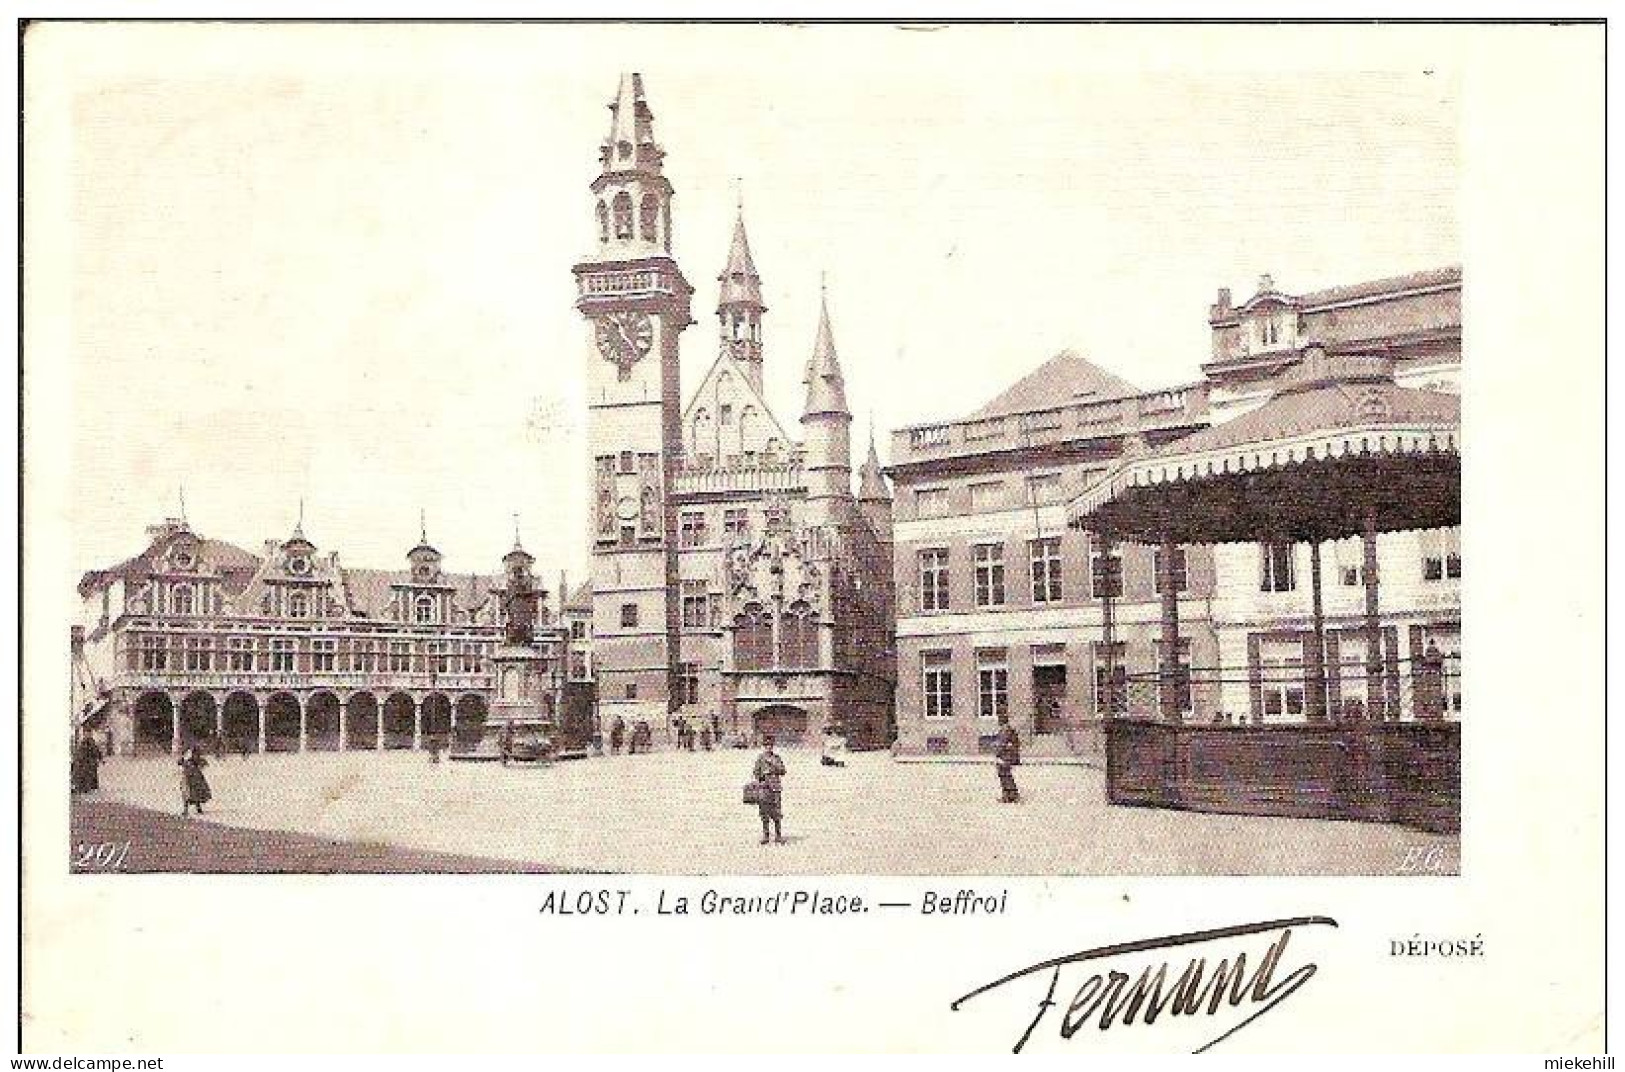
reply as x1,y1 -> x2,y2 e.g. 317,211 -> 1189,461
951,916 -> 1338,1054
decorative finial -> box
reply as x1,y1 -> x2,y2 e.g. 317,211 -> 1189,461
735,176 -> 744,212
178,485 -> 187,524
295,496 -> 305,535
820,270 -> 827,298
419,508 -> 427,544
513,513 -> 523,550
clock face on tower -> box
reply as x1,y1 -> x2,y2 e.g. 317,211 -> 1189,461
595,311 -> 654,380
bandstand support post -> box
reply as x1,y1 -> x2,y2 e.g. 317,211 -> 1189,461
1362,508 -> 1386,720
1308,539 -> 1330,722
1158,531 -> 1183,723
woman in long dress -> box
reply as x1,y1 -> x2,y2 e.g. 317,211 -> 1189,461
179,745 -> 211,817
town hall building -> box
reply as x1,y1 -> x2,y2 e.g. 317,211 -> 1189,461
572,74 -> 895,748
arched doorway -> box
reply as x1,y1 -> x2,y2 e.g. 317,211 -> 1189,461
752,705 -> 810,747
454,694 -> 487,749
382,693 -> 416,749
306,691 -> 341,751
179,692 -> 218,747
421,693 -> 452,750
133,691 -> 175,755
346,692 -> 379,750
222,692 -> 258,753
265,692 -> 301,752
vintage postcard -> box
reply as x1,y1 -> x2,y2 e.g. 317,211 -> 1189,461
17,17 -> 1607,1055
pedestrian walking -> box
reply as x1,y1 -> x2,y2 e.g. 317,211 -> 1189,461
994,713 -> 1021,803
71,732 -> 103,793
751,734 -> 787,845
179,745 -> 212,817
610,716 -> 626,755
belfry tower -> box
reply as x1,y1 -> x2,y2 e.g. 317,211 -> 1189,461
573,73 -> 694,725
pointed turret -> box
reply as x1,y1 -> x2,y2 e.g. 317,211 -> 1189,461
717,207 -> 767,392
803,290 -> 850,416
858,423 -> 891,503
801,286 -> 854,527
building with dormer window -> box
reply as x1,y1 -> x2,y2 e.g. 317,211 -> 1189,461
71,516 -> 569,756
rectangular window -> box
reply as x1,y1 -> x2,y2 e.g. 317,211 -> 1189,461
1152,546 -> 1189,594
625,683 -> 638,700
969,480 -> 1005,511
183,636 -> 212,672
680,580 -> 709,629
312,638 -> 336,672
1421,527 -> 1461,582
1026,472 -> 1064,504
1258,638 -> 1306,721
387,641 -> 410,674
570,619 -> 587,640
619,525 -> 637,547
618,450 -> 635,475
620,603 -> 639,629
973,543 -> 1005,607
352,640 -> 377,674
916,487 -> 949,518
679,511 -> 707,548
1333,537 -> 1363,586
460,641 -> 481,674
1260,542 -> 1296,592
1090,540 -> 1123,599
1092,641 -> 1127,717
977,655 -> 1009,720
269,638 -> 296,672
1029,537 -> 1063,603
919,548 -> 950,612
723,508 -> 750,540
678,662 -> 700,705
425,641 -> 450,675
922,652 -> 953,719
227,636 -> 254,672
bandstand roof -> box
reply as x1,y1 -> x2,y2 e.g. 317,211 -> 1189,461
1066,347 -> 1459,545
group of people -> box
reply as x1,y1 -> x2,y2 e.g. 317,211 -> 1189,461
606,717 -> 656,754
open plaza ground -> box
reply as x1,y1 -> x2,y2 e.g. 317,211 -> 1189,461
73,750 -> 1459,875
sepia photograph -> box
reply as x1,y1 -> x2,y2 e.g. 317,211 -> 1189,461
19,16 -> 1605,1056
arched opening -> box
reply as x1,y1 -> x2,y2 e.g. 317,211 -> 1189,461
421,693 -> 452,749
752,705 -> 810,747
454,694 -> 488,749
222,692 -> 259,752
733,603 -> 772,671
179,692 -> 218,747
612,192 -> 634,240
780,601 -> 819,668
265,692 -> 302,752
133,691 -> 175,756
306,691 -> 341,751
639,194 -> 659,241
383,692 -> 416,749
346,692 -> 379,750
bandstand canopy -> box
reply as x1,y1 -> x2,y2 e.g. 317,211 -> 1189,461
1067,347 -> 1460,545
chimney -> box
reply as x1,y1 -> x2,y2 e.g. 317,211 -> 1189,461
1216,287 -> 1232,311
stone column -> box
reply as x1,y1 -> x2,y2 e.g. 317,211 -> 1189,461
1157,534 -> 1182,723
338,698 -> 348,753
412,699 -> 423,751
256,706 -> 267,754
298,698 -> 309,752
1361,511 -> 1385,720
1307,540 -> 1329,722
170,696 -> 182,755
1098,533 -> 1119,720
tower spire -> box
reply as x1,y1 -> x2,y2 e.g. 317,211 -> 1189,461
804,284 -> 849,415
717,201 -> 767,392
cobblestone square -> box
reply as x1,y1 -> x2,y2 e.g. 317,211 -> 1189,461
82,751 -> 1458,875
